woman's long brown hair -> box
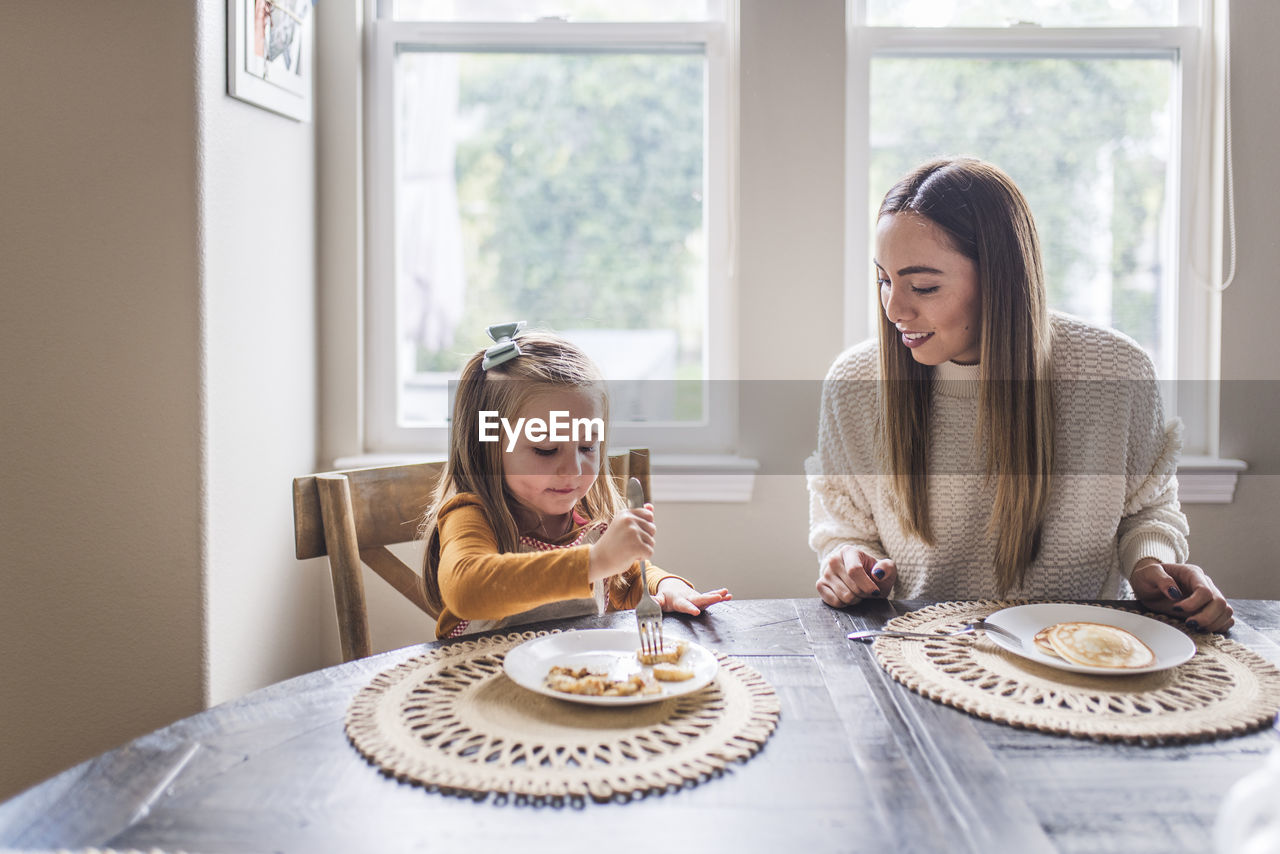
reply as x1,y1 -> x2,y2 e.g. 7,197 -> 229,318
877,158 -> 1054,594
420,329 -> 626,616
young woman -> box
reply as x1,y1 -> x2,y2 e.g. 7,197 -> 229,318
806,158 -> 1232,632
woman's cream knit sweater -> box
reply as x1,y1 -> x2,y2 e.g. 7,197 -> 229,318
806,313 -> 1189,599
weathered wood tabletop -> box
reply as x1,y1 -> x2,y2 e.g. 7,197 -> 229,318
1,598 -> 1277,854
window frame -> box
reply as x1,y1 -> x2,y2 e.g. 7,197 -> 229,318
843,5 -> 1223,457
365,12 -> 738,455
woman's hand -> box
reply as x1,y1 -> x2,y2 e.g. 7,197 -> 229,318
1131,560 -> 1234,632
588,505 -> 655,582
816,545 -> 896,607
655,579 -> 732,615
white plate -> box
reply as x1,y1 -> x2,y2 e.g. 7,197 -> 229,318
983,603 -> 1197,675
502,629 -> 718,707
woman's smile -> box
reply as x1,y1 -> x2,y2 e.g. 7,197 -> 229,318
899,329 -> 935,348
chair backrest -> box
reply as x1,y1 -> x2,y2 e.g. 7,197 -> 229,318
292,448 -> 650,662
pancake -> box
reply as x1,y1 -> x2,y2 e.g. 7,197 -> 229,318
1044,621 -> 1155,669
1033,627 -> 1062,659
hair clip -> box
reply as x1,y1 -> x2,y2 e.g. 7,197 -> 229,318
481,321 -> 526,370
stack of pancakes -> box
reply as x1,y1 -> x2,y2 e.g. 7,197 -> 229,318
1033,621 -> 1155,668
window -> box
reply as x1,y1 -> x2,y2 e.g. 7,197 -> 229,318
846,0 -> 1223,455
367,1 -> 735,454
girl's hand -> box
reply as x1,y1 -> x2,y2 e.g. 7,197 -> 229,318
588,505 -> 656,582
1131,560 -> 1234,633
654,579 -> 732,615
816,545 -> 896,608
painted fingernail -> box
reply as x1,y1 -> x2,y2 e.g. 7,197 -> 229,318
1167,586 -> 1183,600
1172,605 -> 1184,613
870,589 -> 882,597
873,568 -> 886,579
1186,619 -> 1200,630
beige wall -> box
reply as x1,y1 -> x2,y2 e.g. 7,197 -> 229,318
0,2 -> 206,799
0,1 -> 321,800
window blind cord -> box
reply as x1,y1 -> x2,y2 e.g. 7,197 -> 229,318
1217,18 -> 1237,292
1196,1 -> 1237,293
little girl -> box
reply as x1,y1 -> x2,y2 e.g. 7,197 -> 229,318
421,323 -> 732,639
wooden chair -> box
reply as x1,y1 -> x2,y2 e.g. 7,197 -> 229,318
292,448 -> 651,662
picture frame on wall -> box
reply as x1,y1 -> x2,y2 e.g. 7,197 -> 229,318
227,0 -> 314,122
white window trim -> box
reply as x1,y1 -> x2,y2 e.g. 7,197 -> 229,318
364,15 -> 739,457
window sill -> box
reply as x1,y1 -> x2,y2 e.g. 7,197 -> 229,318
329,454 -> 1237,505
1177,456 -> 1247,504
650,454 -> 760,503
331,453 -> 762,503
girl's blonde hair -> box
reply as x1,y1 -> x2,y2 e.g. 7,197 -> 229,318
877,157 -> 1055,595
420,329 -> 626,615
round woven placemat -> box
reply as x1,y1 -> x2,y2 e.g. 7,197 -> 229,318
872,600 -> 1280,743
346,631 -> 780,801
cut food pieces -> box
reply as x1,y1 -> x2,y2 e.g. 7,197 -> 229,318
652,663 -> 695,682
538,635 -> 709,697
544,665 -> 661,697
637,640 -> 689,665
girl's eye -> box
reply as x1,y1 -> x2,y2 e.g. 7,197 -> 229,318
911,285 -> 940,295
532,447 -> 557,457
876,276 -> 891,288
579,444 -> 599,455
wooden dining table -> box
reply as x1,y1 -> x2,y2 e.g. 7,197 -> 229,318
1,597 -> 1277,854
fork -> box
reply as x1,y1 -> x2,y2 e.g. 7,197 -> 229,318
847,619 -> 1023,647
626,477 -> 664,659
